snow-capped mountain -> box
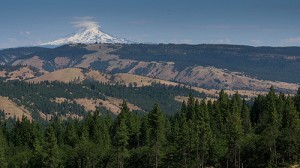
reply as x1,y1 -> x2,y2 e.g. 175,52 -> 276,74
42,27 -> 130,46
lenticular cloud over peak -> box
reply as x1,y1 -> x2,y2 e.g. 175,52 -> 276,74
72,17 -> 100,30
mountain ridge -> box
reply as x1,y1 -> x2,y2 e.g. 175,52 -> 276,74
1,43 -> 300,94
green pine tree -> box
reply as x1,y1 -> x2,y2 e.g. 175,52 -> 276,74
279,97 -> 300,164
44,126 -> 60,168
148,103 -> 165,168
294,87 -> 300,113
196,99 -> 212,168
259,86 -> 280,167
64,122 -> 78,147
114,118 -> 129,168
0,128 -> 7,168
177,111 -> 189,167
226,98 -> 243,168
241,99 -> 252,134
140,116 -> 150,147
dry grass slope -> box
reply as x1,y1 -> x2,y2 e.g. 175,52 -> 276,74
0,96 -> 32,121
75,97 -> 142,115
27,68 -> 85,83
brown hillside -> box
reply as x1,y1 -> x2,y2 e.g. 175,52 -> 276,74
0,96 -> 32,121
27,68 -> 85,83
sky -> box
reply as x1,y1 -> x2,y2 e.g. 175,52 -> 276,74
1,0 -> 300,48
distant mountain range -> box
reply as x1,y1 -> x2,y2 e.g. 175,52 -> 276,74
0,43 -> 299,95
42,26 -> 130,46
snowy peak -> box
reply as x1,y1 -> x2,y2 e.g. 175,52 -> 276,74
42,27 -> 130,46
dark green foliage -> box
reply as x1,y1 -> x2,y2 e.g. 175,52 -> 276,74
278,97 -> 300,166
11,117 -> 42,149
0,80 -> 205,120
1,87 -> 300,167
64,122 -> 78,147
295,88 -> 300,113
148,104 -> 165,168
226,97 -> 243,168
43,126 -> 60,167
0,127 -> 7,168
112,101 -> 130,168
241,99 -> 252,134
125,147 -> 151,168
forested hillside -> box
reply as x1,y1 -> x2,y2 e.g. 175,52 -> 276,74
0,87 -> 299,167
0,80 -> 205,121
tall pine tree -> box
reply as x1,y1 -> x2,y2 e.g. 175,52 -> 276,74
148,103 -> 165,168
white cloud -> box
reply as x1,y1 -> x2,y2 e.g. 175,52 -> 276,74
71,16 -> 100,30
283,37 -> 300,43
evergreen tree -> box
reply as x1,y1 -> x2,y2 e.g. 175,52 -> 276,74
218,90 -> 230,133
211,101 -> 223,134
140,116 -> 150,147
241,99 -> 252,134
295,87 -> 300,113
186,94 -> 195,120
44,126 -> 60,168
64,122 -> 78,147
87,110 -> 101,144
227,98 -> 243,168
80,123 -> 89,142
99,113 -> 112,151
51,116 -> 64,145
148,103 -> 165,168
250,95 -> 265,126
276,93 -> 286,128
195,99 -> 212,168
112,100 -> 131,168
128,112 -> 141,149
278,97 -> 300,164
0,128 -> 7,168
258,86 -> 280,167
177,110 -> 189,167
114,118 -> 129,168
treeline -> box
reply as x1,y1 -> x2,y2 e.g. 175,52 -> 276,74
0,87 -> 300,167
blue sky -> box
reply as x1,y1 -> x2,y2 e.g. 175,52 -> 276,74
1,0 -> 300,48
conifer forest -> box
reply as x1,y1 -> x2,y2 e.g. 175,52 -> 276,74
0,85 -> 300,168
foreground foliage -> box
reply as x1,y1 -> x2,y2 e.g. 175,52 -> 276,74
0,87 -> 300,167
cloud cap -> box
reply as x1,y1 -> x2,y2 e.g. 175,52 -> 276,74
71,16 -> 100,30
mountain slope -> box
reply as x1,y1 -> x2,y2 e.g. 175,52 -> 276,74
42,27 -> 130,46
1,43 -> 300,93
113,44 -> 300,83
